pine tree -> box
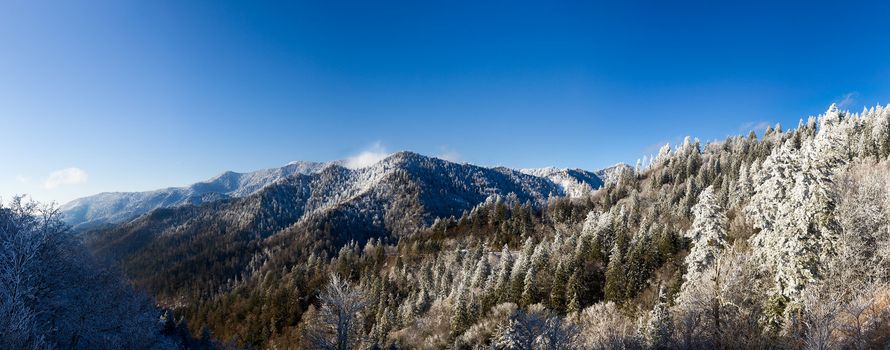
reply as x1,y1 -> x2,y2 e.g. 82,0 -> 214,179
604,241 -> 627,302
747,106 -> 846,298
549,260 -> 569,312
471,255 -> 491,290
566,290 -> 581,314
494,245 -> 514,302
683,186 -> 727,285
646,287 -> 674,349
521,264 -> 540,307
654,143 -> 672,166
510,238 -> 535,301
450,283 -> 473,338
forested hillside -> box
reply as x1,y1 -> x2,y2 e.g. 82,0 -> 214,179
83,104 -> 890,349
0,197 -> 217,349
82,153 -> 598,314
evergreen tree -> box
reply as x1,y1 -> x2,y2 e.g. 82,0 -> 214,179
494,245 -> 514,302
748,106 -> 846,298
683,186 -> 727,285
549,260 -> 569,312
450,283 -> 473,338
646,287 -> 674,349
604,242 -> 627,302
471,254 -> 491,290
510,238 -> 535,301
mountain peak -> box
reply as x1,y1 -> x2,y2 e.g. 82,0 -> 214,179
61,152 -> 610,230
384,150 -> 428,163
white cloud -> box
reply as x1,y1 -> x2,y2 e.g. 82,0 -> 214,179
835,91 -> 858,109
44,167 -> 89,189
738,121 -> 771,134
436,146 -> 462,163
15,175 -> 31,184
643,136 -> 684,155
344,142 -> 390,169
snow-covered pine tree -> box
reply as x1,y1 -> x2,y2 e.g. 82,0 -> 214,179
494,245 -> 514,302
645,287 -> 674,349
747,105 -> 849,299
683,186 -> 728,285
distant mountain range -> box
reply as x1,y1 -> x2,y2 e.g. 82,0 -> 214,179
80,152 -> 627,301
60,160 -> 328,230
62,152 -> 626,231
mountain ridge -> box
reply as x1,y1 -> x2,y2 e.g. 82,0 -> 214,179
83,151 -> 616,301
62,151 -> 622,230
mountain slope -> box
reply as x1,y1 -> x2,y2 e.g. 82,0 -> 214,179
86,152 -> 601,301
64,154 -> 609,231
520,167 -> 605,198
61,161 -> 326,230
595,163 -> 634,185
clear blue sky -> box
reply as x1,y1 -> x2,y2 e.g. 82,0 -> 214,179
2,1 -> 889,204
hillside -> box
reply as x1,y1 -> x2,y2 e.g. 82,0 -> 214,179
64,156 -> 607,231
60,161 -> 327,230
85,152 -> 604,303
83,104 -> 890,349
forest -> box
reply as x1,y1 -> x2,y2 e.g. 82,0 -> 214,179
5,103 -> 890,349
186,104 -> 890,349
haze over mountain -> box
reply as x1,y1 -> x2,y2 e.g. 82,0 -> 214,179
61,153 -> 614,230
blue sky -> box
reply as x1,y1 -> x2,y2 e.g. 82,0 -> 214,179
2,1 -> 889,204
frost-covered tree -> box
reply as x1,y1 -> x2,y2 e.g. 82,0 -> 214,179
654,143 -> 672,166
747,110 -> 844,298
0,198 -> 51,349
574,301 -> 643,349
493,304 -> 577,350
471,254 -> 492,290
494,245 -> 514,301
683,186 -> 727,285
836,162 -> 890,282
509,238 -> 535,301
603,238 -> 627,301
304,274 -> 368,350
0,197 -> 182,350
673,245 -> 771,349
451,282 -> 474,337
521,243 -> 549,306
645,287 -> 673,349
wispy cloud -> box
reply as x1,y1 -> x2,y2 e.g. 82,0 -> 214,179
15,175 -> 31,184
435,146 -> 462,163
738,121 -> 771,135
835,91 -> 858,109
44,167 -> 88,189
344,142 -> 390,169
642,136 -> 685,155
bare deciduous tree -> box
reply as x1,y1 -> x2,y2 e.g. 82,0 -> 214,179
304,274 -> 368,350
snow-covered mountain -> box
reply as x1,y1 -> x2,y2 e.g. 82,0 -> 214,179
63,152 -> 611,231
519,167 -> 604,198
60,161 -> 328,230
86,152 -> 608,278
595,163 -> 635,185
